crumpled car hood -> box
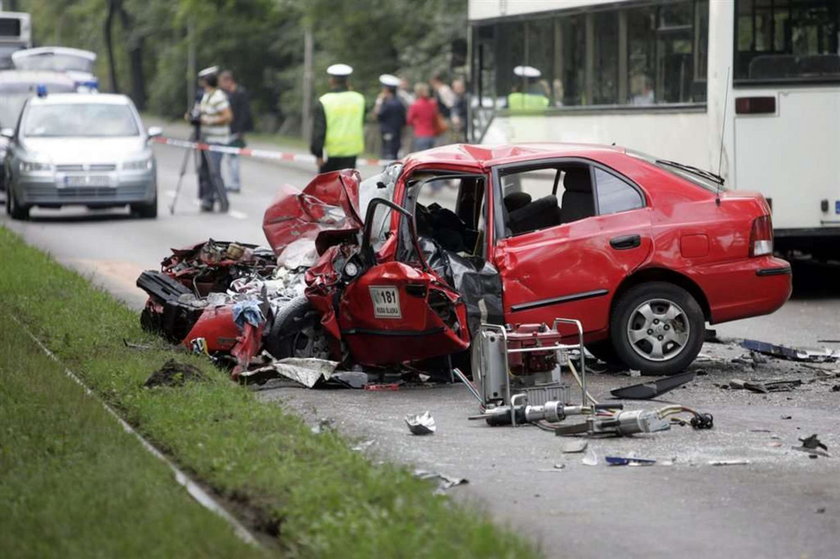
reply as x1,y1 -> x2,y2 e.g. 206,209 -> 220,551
262,169 -> 363,257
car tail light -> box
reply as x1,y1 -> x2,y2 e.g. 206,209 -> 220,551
750,215 -> 773,257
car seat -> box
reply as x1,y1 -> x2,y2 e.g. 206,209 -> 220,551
559,167 -> 595,224
508,194 -> 561,235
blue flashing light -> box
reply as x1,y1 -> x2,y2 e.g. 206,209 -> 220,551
36,84 -> 48,97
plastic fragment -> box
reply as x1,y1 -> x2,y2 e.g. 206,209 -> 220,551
405,411 -> 437,435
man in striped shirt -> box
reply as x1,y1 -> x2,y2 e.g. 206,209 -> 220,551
195,66 -> 231,212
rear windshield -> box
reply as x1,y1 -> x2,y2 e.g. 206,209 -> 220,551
628,150 -> 725,193
22,103 -> 139,137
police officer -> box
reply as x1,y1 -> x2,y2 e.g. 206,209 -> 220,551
507,65 -> 550,113
310,63 -> 365,173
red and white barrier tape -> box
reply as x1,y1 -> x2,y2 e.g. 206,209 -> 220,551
151,136 -> 393,167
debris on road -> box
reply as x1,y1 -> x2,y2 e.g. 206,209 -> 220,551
742,379 -> 803,393
610,370 -> 695,400
144,359 -> 205,388
560,439 -> 588,453
413,469 -> 468,494
311,418 -> 335,434
239,358 -> 340,388
741,339 -> 839,363
708,459 -> 751,466
793,434 -> 830,458
581,449 -> 599,466
405,411 -> 437,435
606,456 -> 657,466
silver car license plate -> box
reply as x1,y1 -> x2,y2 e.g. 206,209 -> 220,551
63,175 -> 113,187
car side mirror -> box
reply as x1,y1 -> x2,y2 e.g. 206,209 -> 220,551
146,126 -> 163,138
360,197 -> 428,274
0,128 -> 14,139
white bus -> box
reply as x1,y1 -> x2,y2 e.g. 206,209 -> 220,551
0,11 -> 31,69
468,0 -> 840,258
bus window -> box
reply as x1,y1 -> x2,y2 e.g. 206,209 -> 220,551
471,0 -> 708,111
735,0 -> 840,83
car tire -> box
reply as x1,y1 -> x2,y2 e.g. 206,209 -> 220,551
264,296 -> 330,360
131,192 -> 158,219
610,282 -> 704,376
6,188 -> 30,220
585,339 -> 622,365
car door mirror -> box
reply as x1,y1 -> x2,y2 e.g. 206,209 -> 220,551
146,126 -> 163,138
0,128 -> 14,139
360,197 -> 428,273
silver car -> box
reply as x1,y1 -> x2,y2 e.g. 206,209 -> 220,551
2,93 -> 160,220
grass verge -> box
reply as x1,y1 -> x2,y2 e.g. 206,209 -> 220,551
0,317 -> 261,558
0,225 -> 539,559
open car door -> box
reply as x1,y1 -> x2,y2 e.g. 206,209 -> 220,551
336,198 -> 471,366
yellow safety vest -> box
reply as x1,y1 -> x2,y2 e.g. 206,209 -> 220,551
507,92 -> 550,113
320,90 -> 365,157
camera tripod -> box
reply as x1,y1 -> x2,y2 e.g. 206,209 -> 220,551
169,120 -> 229,215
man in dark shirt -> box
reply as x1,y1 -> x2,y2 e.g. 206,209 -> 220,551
373,74 -> 406,160
219,70 -> 253,193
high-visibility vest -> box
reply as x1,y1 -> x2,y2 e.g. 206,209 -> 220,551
320,90 -> 365,157
507,92 -> 550,113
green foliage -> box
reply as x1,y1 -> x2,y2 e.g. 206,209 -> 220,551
16,0 -> 466,133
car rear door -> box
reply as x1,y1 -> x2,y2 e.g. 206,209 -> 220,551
491,159 -> 653,334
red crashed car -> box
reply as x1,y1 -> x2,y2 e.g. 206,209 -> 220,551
273,143 -> 790,376
141,143 -> 792,377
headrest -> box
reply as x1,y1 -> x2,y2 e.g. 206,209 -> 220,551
563,167 -> 591,193
504,191 -> 532,212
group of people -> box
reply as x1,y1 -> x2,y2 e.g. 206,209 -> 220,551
191,65 -> 254,213
310,63 -> 468,174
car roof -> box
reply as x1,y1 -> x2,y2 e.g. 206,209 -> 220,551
26,93 -> 133,106
12,46 -> 97,61
403,142 -> 628,169
0,69 -> 77,86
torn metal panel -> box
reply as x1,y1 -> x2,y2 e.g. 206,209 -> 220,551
610,370 -> 696,400
242,358 -> 340,388
262,170 -> 363,256
741,339 -> 839,363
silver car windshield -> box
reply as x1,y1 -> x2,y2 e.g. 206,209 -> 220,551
22,103 -> 139,137
359,163 -> 402,250
16,54 -> 94,73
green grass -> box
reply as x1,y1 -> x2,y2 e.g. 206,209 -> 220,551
0,225 -> 539,559
0,313 -> 262,558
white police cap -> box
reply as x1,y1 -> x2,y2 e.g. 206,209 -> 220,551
513,65 -> 541,78
379,74 -> 400,87
327,63 -> 353,77
198,65 -> 219,78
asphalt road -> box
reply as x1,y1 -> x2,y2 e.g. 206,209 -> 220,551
2,135 -> 839,558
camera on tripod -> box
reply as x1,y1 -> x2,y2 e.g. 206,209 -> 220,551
188,104 -> 202,127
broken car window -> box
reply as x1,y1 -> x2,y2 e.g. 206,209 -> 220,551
410,173 -> 484,256
358,163 -> 402,251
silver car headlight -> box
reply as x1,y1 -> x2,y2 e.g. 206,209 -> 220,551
123,157 -> 153,171
20,160 -> 53,173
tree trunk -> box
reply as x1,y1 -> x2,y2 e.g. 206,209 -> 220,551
104,0 -> 120,93
117,4 -> 146,110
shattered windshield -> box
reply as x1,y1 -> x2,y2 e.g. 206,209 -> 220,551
359,163 -> 402,250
